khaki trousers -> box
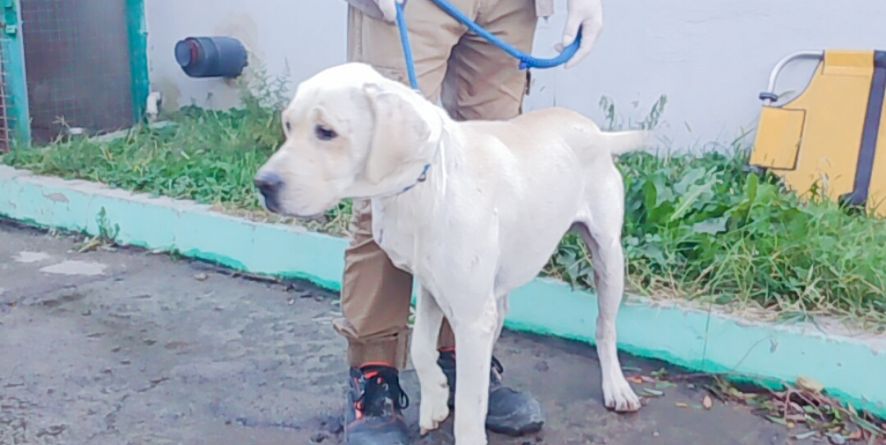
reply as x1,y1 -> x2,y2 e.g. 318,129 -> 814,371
334,0 -> 537,369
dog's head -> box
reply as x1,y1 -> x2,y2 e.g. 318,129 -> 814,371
254,63 -> 441,218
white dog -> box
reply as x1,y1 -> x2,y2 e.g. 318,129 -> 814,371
255,63 -> 644,444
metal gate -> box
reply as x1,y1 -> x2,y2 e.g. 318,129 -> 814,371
0,45 -> 11,151
0,0 -> 148,150
21,0 -> 136,144
0,0 -> 29,152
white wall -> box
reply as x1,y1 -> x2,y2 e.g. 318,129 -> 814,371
145,0 -> 886,149
145,0 -> 348,111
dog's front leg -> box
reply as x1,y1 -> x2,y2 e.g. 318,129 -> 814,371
451,293 -> 498,445
412,287 -> 450,435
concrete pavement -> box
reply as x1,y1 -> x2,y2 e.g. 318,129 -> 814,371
0,221 -> 789,444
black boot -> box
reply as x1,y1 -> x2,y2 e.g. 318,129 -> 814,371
437,351 -> 544,436
344,365 -> 411,445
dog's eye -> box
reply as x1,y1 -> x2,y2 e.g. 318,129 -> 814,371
314,125 -> 338,141
284,121 -> 292,133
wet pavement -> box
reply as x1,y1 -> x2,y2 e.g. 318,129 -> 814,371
0,221 -> 790,444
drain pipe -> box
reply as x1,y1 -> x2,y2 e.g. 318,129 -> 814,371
174,36 -> 249,78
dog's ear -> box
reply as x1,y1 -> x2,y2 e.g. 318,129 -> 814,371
362,82 -> 431,184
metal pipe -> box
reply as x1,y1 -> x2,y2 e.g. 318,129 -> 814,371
760,50 -> 824,104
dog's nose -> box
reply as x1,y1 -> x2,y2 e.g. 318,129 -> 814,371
254,171 -> 284,198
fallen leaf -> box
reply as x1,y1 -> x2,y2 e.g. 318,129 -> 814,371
785,414 -> 806,422
627,376 -> 644,384
675,402 -> 689,408
194,273 -> 209,281
703,395 -> 713,410
854,417 -> 883,434
792,431 -> 817,440
642,388 -> 664,397
796,376 -> 824,393
802,405 -> 823,416
728,387 -> 752,400
826,432 -> 846,445
766,415 -> 788,426
641,375 -> 656,383
846,431 -> 862,441
78,238 -> 102,253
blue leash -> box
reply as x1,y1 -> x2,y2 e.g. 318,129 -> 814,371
395,0 -> 582,90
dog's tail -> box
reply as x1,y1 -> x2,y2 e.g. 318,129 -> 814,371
516,108 -> 652,160
598,130 -> 651,156
536,108 -> 651,158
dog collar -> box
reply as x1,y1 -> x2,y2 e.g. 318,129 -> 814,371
392,132 -> 443,197
398,163 -> 432,194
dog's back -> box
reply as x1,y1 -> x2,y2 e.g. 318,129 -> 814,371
512,108 -> 650,160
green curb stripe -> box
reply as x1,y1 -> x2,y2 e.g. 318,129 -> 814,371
1,165 -> 883,418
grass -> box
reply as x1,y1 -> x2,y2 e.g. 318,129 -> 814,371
3,107 -> 278,212
549,150 -> 886,327
2,88 -> 884,327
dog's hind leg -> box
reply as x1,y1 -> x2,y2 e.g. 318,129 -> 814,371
576,209 -> 641,412
574,160 -> 641,412
412,286 -> 451,435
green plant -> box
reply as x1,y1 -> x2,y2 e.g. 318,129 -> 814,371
4,91 -> 284,211
95,207 -> 120,242
599,94 -> 668,131
76,207 -> 120,253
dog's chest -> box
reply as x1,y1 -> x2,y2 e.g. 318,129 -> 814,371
371,202 -> 420,274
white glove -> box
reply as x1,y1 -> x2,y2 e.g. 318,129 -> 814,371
557,0 -> 603,69
373,0 -> 402,23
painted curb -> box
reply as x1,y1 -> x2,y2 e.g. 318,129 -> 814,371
1,165 -> 884,417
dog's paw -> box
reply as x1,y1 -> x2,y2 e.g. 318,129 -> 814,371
419,382 -> 451,435
419,402 -> 450,435
603,378 -> 642,412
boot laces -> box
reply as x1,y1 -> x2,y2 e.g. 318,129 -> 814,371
355,366 -> 410,417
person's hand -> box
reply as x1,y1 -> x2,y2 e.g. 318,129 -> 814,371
556,0 -> 603,69
373,0 -> 402,23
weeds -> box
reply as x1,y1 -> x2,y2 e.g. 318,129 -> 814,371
547,149 -> 886,326
630,368 -> 885,442
4,96 -> 282,212
77,207 -> 120,253
706,376 -> 886,443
